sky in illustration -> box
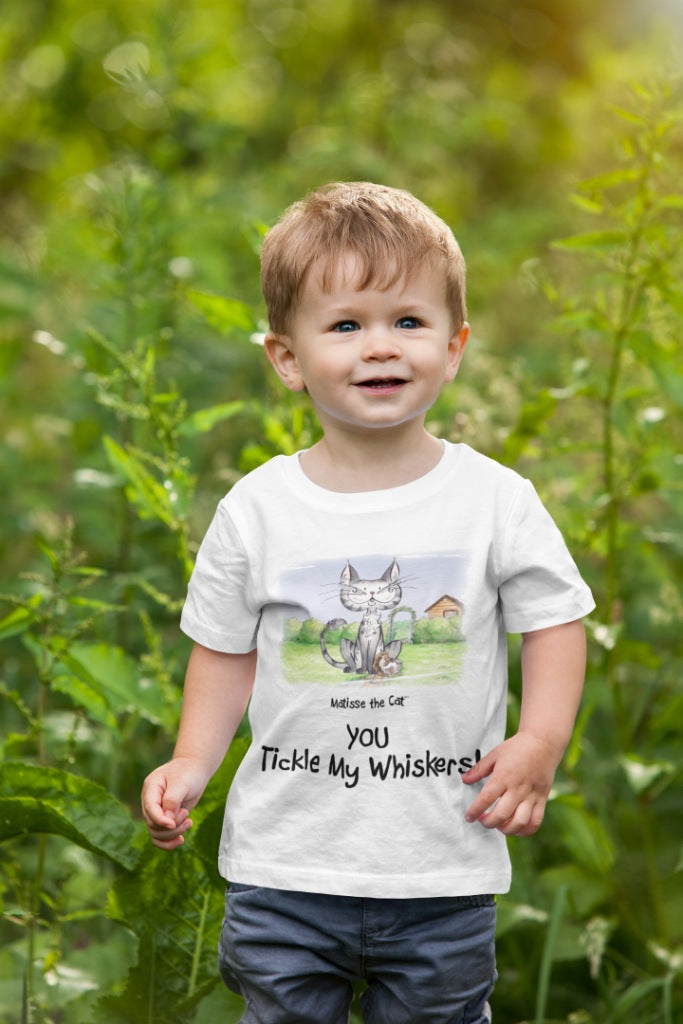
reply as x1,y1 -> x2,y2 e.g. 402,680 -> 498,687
281,552 -> 469,622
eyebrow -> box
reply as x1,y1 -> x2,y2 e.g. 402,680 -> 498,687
321,301 -> 434,316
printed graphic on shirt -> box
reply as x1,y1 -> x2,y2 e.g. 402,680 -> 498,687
281,553 -> 469,687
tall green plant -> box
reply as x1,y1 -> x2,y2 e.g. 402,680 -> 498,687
0,164 -> 257,1023
495,81 -> 683,1023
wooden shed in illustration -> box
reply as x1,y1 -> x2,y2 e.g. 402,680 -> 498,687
425,595 -> 464,619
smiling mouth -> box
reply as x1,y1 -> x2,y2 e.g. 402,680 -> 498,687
354,378 -> 407,390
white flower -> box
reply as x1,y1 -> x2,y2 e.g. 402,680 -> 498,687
638,407 -> 665,424
168,256 -> 194,279
32,330 -> 66,355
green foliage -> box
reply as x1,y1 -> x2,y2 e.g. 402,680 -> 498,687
412,616 -> 464,644
1,2 -> 683,1021
297,617 -> 326,644
0,763 -> 142,870
102,849 -> 224,1023
493,80 -> 683,1024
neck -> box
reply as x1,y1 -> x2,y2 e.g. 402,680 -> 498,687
299,425 -> 444,492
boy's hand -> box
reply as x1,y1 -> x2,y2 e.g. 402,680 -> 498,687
141,757 -> 210,850
461,731 -> 561,836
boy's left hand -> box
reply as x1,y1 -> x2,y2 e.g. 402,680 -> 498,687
461,731 -> 560,836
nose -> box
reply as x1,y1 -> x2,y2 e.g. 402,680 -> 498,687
361,327 -> 401,361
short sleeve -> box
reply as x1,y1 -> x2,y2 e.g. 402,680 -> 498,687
497,480 -> 595,634
180,500 -> 260,652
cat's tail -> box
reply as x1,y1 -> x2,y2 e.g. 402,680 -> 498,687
320,619 -> 349,669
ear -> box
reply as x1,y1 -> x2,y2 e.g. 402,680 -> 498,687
264,332 -> 306,392
342,562 -> 359,583
382,559 -> 400,582
444,322 -> 470,383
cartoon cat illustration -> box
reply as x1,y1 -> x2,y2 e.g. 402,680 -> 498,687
320,560 -> 403,677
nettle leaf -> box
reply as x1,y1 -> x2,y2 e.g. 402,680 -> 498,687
179,400 -> 252,437
578,167 -> 642,191
103,436 -> 176,526
51,669 -> 119,730
103,845 -> 226,1022
99,744 -> 250,1020
188,290 -> 257,335
0,593 -> 44,640
63,642 -> 178,730
552,230 -> 628,252
0,762 -> 143,869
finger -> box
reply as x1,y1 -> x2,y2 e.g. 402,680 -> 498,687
151,831 -> 187,851
147,808 -> 191,836
161,780 -> 195,818
464,782 -> 505,823
143,802 -> 180,831
147,814 -> 193,844
500,801 -> 546,837
496,801 -> 533,836
461,754 -> 495,785
475,793 -> 521,831
141,780 -> 176,829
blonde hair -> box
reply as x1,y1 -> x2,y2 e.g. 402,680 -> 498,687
261,181 -> 466,334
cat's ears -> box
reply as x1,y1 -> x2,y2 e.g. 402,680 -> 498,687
341,559 -> 399,583
382,559 -> 400,582
341,561 -> 359,583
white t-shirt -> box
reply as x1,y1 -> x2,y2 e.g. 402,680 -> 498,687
180,442 -> 595,898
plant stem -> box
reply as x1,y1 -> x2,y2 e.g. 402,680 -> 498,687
535,884 -> 568,1024
639,794 -> 668,944
188,888 -> 211,1000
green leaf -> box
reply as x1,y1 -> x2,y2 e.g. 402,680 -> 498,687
539,864 -> 611,918
103,845 -> 226,1022
0,593 -> 44,640
0,762 -> 143,869
610,105 -> 648,125
658,195 -> 683,211
51,670 -> 119,729
188,291 -> 257,335
552,230 -> 628,252
569,193 -> 603,214
549,796 -> 615,873
103,436 -> 176,526
578,167 -> 642,192
179,400 -> 251,437
604,978 -> 665,1023
64,643 -> 178,730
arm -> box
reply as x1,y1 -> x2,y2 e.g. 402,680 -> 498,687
462,618 -> 586,836
141,642 -> 256,850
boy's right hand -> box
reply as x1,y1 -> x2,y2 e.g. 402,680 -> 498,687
141,757 -> 210,850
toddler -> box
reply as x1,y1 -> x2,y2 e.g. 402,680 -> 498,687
142,181 -> 594,1023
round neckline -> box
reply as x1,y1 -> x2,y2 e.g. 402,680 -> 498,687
279,441 -> 462,512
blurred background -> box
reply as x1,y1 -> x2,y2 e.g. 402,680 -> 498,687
1,2 -> 682,1022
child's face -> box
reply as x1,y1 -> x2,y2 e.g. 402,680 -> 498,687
265,253 -> 468,442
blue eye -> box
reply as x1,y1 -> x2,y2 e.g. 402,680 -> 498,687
397,316 -> 420,329
333,320 -> 359,333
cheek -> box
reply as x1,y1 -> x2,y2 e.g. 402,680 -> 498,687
301,351 -> 347,386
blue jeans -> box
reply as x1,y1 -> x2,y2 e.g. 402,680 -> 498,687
218,884 -> 497,1024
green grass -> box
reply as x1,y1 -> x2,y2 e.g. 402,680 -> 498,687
281,640 -> 466,687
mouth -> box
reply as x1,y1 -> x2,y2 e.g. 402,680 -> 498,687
353,378 -> 408,391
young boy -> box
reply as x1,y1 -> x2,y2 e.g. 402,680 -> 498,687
141,181 -> 594,1024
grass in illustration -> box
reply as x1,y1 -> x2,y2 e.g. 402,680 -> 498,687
282,616 -> 465,687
